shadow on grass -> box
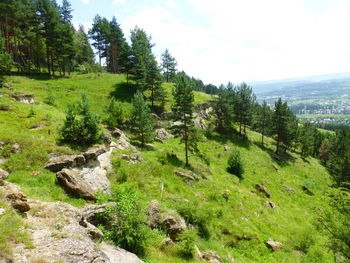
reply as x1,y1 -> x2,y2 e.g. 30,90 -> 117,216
110,82 -> 138,102
206,130 -> 251,150
9,72 -> 67,81
254,141 -> 296,167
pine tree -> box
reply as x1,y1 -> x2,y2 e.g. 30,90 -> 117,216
73,25 -> 94,66
172,72 -> 197,166
254,101 -> 272,146
146,56 -> 164,108
213,88 -> 233,132
299,122 -> 315,158
161,49 -> 177,82
131,91 -> 154,146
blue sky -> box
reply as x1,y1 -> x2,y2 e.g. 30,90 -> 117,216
62,0 -> 350,85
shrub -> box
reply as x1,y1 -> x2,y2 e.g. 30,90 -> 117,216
227,149 -> 244,178
177,230 -> 196,259
103,97 -> 124,128
59,94 -> 103,145
44,91 -> 56,106
97,185 -> 149,256
76,64 -> 89,74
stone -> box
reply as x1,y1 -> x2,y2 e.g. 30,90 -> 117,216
174,170 -> 199,181
0,168 -> 9,180
161,237 -> 175,247
11,143 -> 20,153
272,164 -> 279,171
155,128 -> 174,142
224,145 -> 231,151
160,215 -> 187,241
225,255 -> 235,263
0,179 -> 4,186
2,83 -> 11,89
266,201 -> 276,209
0,141 -> 4,149
45,154 -> 86,172
28,123 -> 45,130
99,242 -> 145,263
202,250 -> 223,263
0,105 -> 11,111
146,200 -> 161,228
104,133 -> 112,145
11,93 -> 35,104
0,208 -> 5,216
222,190 -> 230,201
56,169 -> 96,200
6,192 -> 30,213
0,159 -> 4,165
83,145 -> 106,162
266,238 -> 284,252
255,184 -> 271,198
121,152 -> 143,164
0,255 -> 12,263
283,186 -> 295,193
111,128 -> 124,138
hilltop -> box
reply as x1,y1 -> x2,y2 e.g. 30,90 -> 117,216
0,73 -> 334,263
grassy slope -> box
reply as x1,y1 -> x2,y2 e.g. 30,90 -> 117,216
0,73 -> 333,262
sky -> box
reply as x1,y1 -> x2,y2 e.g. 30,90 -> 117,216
63,0 -> 350,85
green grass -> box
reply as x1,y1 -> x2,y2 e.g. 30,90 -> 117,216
0,73 -> 334,262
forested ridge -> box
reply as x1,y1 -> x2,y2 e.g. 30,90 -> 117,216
0,1 -> 350,262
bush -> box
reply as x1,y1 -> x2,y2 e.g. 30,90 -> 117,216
177,230 -> 196,259
76,64 -> 89,74
44,91 -> 56,106
227,149 -> 244,178
103,97 -> 124,128
59,94 -> 103,145
96,185 -> 149,256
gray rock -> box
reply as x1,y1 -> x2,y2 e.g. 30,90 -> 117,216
11,143 -> 20,153
0,168 -> 9,180
45,154 -> 86,172
155,128 -> 173,142
266,201 -> 276,209
83,145 -> 106,162
6,192 -> 30,212
161,237 -> 175,247
202,250 -> 223,263
160,215 -> 187,241
146,200 -> 161,228
0,255 -> 12,263
121,152 -> 143,164
104,133 -> 112,145
111,128 -> 124,138
56,169 -> 96,200
11,93 -> 35,104
283,186 -> 295,193
266,238 -> 284,252
100,242 -> 145,263
0,208 -> 5,216
224,145 -> 231,151
174,170 -> 199,181
255,184 -> 271,198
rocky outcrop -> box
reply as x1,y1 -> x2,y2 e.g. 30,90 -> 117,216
202,251 -> 223,263
146,200 -> 161,228
56,169 -> 96,200
155,128 -> 173,142
100,242 -> 145,263
83,145 -> 106,162
174,170 -> 199,181
0,168 -> 9,180
255,184 -> 271,198
45,154 -> 86,172
160,215 -> 187,241
6,192 -> 30,213
266,239 -> 283,252
11,93 -> 35,104
121,152 -> 143,164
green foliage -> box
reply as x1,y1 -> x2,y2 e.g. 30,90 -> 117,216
76,64 -> 89,74
131,91 -> 154,146
227,149 -> 244,178
27,107 -> 36,118
97,185 -> 149,256
59,94 -> 103,145
103,97 -> 124,128
44,91 -> 57,106
177,230 -> 197,259
253,101 -> 272,146
161,49 -> 177,82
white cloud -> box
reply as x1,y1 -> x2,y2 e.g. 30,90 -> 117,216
80,0 -> 91,4
119,0 -> 350,84
112,0 -> 126,5
165,0 -> 176,8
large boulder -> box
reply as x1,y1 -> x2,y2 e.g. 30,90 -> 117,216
12,93 -> 35,104
266,239 -> 283,252
45,154 -> 86,172
146,200 -> 161,228
0,168 -> 9,180
255,184 -> 271,198
160,215 -> 187,241
83,145 -> 107,162
56,169 -> 96,200
100,242 -> 145,263
155,128 -> 173,142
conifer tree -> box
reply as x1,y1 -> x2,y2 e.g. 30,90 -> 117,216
213,88 -> 233,132
161,49 -> 177,82
74,25 -> 94,66
299,122 -> 315,158
131,91 -> 154,146
234,83 -> 255,136
254,101 -> 272,146
172,72 -> 197,166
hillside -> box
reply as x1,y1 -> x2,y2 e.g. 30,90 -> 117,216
0,73 -> 334,263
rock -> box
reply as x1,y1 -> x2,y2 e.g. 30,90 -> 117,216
0,105 -> 11,111
121,152 -> 143,164
174,170 -> 199,181
56,169 -> 96,200
266,201 -> 276,209
29,171 -> 42,177
83,145 -> 107,162
155,128 -> 174,142
11,93 -> 35,104
224,145 -> 231,151
104,133 -> 112,145
202,251 -> 223,263
255,184 -> 271,198
0,141 -> 4,149
222,190 -> 230,201
6,192 -> 30,212
11,143 -> 20,153
28,123 -> 45,129
0,168 -> 9,180
160,215 -> 187,241
225,255 -> 235,263
272,164 -> 279,171
161,237 -> 175,247
0,208 -> 5,216
0,159 -> 4,165
0,255 -> 12,263
111,128 -> 124,138
283,186 -> 295,193
151,113 -> 161,120
80,203 -> 116,239
266,238 -> 284,252
0,179 -> 4,186
2,83 -> 11,89
100,242 -> 145,263
194,245 -> 203,259
146,200 -> 161,228
45,154 -> 86,172
194,117 -> 208,130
